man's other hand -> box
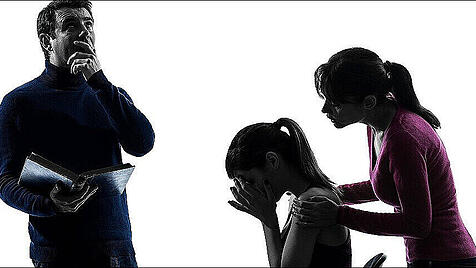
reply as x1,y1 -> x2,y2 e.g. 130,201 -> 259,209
49,182 -> 98,213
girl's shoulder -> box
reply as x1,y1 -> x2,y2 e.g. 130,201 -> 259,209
298,187 -> 341,205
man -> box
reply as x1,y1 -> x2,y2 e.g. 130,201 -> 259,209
0,1 -> 155,267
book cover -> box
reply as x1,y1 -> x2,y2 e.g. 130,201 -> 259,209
19,152 -> 134,196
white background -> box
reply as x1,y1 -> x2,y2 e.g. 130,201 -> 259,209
0,1 -> 475,267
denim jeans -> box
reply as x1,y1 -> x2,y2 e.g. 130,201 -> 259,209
407,257 -> 476,268
32,254 -> 137,268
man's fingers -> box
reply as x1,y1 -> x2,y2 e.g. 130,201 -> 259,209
51,184 -> 60,194
73,40 -> 95,54
72,63 -> 88,75
71,177 -> 87,192
70,58 -> 92,74
67,52 -> 94,65
52,184 -> 97,205
70,185 -> 98,211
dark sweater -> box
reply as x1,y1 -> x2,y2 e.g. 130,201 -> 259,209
337,107 -> 476,262
0,61 -> 154,261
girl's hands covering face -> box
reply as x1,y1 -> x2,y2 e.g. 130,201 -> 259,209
229,178 -> 280,230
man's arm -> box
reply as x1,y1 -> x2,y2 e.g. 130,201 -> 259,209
69,40 -> 155,157
0,95 -> 56,217
87,71 -> 155,156
0,174 -> 56,217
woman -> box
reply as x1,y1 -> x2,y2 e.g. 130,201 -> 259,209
226,118 -> 351,267
293,47 -> 476,267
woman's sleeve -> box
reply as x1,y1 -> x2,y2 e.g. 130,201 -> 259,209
338,180 -> 378,205
336,132 -> 432,239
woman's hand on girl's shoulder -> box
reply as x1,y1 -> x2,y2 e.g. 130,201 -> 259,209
291,187 -> 340,228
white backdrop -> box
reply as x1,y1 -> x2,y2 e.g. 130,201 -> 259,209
0,1 -> 475,267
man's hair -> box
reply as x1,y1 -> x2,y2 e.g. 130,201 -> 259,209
37,0 -> 93,60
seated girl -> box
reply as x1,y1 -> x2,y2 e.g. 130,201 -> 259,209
226,118 -> 351,267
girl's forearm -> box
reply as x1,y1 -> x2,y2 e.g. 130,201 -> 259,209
262,222 -> 283,267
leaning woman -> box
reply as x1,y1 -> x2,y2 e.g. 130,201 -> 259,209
226,118 -> 351,267
293,47 -> 476,267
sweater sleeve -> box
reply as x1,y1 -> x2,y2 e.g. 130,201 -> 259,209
337,131 -> 432,239
0,95 -> 56,217
338,180 -> 378,205
87,70 -> 155,157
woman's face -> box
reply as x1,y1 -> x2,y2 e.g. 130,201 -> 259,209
321,98 -> 364,128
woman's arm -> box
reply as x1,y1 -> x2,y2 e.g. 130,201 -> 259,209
338,180 -> 378,205
293,132 -> 432,239
337,133 -> 431,239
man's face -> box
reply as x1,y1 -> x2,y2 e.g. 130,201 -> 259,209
49,7 -> 94,68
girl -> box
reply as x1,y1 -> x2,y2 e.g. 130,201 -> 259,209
226,118 -> 351,267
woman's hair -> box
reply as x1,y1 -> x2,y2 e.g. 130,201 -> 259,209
226,118 -> 341,197
314,47 -> 440,129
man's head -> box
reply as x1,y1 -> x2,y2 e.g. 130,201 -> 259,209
37,0 -> 93,67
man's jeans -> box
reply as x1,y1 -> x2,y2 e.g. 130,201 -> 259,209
32,254 -> 138,268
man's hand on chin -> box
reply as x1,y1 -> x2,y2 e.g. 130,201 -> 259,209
67,40 -> 101,80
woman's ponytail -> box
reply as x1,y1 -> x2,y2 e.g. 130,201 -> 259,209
386,61 -> 441,129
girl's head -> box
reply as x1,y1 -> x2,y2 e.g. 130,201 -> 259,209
315,47 -> 440,129
226,118 -> 340,201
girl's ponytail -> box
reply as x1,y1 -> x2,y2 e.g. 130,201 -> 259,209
273,118 -> 342,197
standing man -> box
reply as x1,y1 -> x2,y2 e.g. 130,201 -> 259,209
0,0 -> 155,267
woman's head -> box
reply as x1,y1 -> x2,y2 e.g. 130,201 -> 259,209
315,47 -> 440,129
226,118 -> 340,201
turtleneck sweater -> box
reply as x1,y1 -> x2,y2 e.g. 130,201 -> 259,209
337,107 -> 476,262
0,61 -> 154,261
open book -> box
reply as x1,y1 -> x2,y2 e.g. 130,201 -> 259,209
19,152 -> 134,196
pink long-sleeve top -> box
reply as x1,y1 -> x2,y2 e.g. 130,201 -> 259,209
337,107 -> 476,262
